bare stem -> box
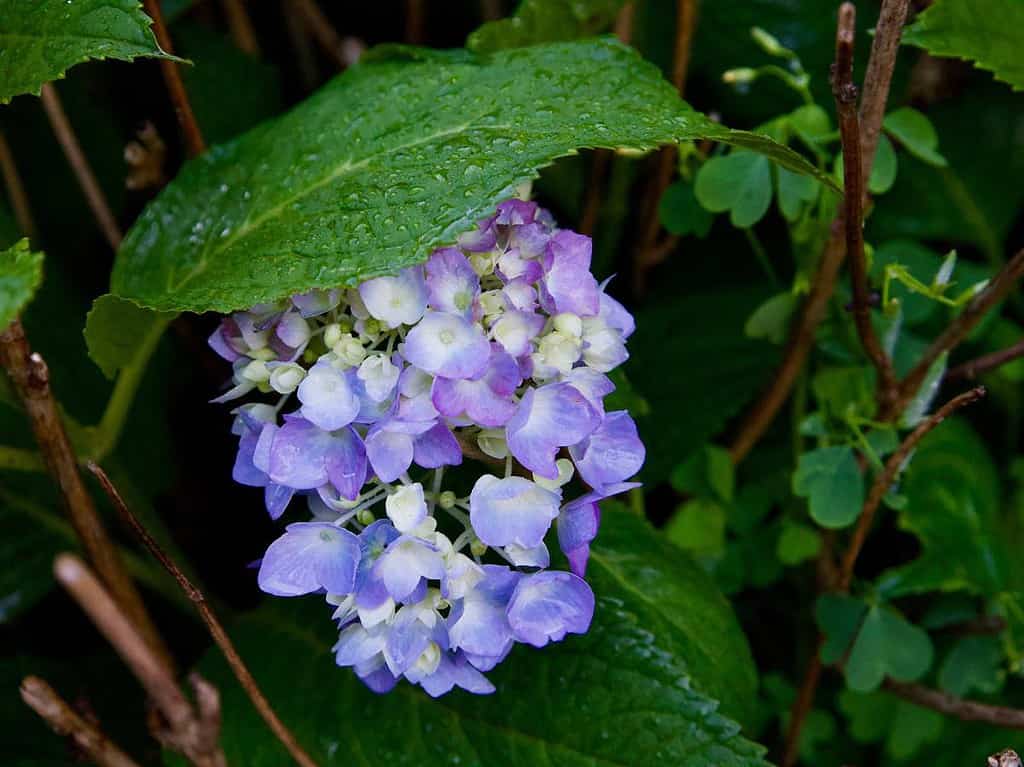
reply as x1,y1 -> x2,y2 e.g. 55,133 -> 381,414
39,83 -> 123,251
781,641 -> 824,767
0,320 -> 168,665
54,554 -> 227,767
221,0 -> 261,56
292,0 -> 359,70
88,463 -> 321,767
20,675 -> 142,767
0,131 -> 37,239
858,0 -> 911,179
404,0 -> 425,43
946,337 -> 1024,381
142,0 -> 206,157
884,679 -> 1024,728
888,248 -> 1024,418
831,3 -> 898,408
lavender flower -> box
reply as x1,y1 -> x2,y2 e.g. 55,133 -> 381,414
211,196 -> 644,697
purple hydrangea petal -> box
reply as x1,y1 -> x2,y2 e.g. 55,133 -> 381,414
297,360 -> 360,431
358,267 -> 428,326
264,483 -> 295,520
209,318 -> 242,361
384,607 -> 432,676
412,422 -> 463,469
431,349 -> 520,428
426,247 -> 480,319
448,565 -> 520,659
495,199 -> 537,225
420,653 -> 495,697
365,426 -> 414,483
325,426 -> 368,501
558,500 -> 599,577
403,311 -> 490,379
540,230 -> 600,317
569,411 -> 645,491
257,522 -> 360,596
598,288 -> 635,338
375,537 -> 444,602
561,368 -> 614,416
275,310 -> 311,349
356,663 -> 399,694
507,570 -> 595,648
457,216 -> 497,252
508,221 -> 551,259
491,310 -> 545,358
335,622 -> 388,667
292,288 -> 340,318
502,278 -> 538,312
469,475 -> 561,548
506,383 -> 601,479
496,248 -> 543,284
268,417 -> 335,490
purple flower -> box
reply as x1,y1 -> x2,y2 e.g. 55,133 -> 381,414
491,310 -> 545,358
495,199 -> 537,226
375,536 -> 445,602
539,230 -> 600,317
403,311 -> 490,379
268,416 -> 367,499
426,247 -> 480,320
506,382 -> 601,479
291,288 -> 340,317
507,571 -> 595,648
432,346 -> 520,427
359,267 -> 428,327
365,418 -> 461,483
457,216 -> 497,252
415,652 -> 495,697
297,359 -> 360,431
496,248 -> 543,284
469,475 -> 561,548
448,565 -> 521,664
275,310 -> 311,349
558,482 -> 639,576
258,522 -> 360,596
569,411 -> 645,491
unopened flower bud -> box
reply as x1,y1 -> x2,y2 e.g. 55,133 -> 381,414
469,538 -> 488,558
470,253 -> 495,276
241,359 -> 271,384
479,290 -> 505,317
438,490 -> 457,510
751,27 -> 786,56
477,428 -> 509,459
534,458 -> 575,491
323,322 -> 343,349
356,508 -> 375,526
723,68 -> 757,85
250,346 -> 277,362
553,312 -> 583,338
269,362 -> 306,394
333,335 -> 366,367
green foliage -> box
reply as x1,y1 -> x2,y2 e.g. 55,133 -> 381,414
0,0 -> 175,103
109,38 -> 831,314
0,239 -> 43,328
883,108 -> 947,167
670,444 -> 735,502
938,635 -> 1003,697
793,445 -> 864,528
659,179 -> 713,237
189,510 -> 766,766
667,497 -> 728,558
840,690 -> 945,760
776,522 -> 821,565
695,151 -> 773,228
902,0 -> 1024,91
84,295 -> 174,379
844,606 -> 934,692
745,292 -> 797,344
467,0 -> 626,52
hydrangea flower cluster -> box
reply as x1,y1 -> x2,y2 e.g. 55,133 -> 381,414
211,197 -> 644,697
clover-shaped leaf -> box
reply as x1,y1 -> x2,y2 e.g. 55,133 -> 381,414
845,606 -> 934,692
793,445 -> 864,528
884,108 -> 948,167
695,151 -> 773,228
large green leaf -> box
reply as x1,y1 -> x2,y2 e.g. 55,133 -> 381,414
84,294 -> 174,379
0,239 -> 43,328
467,0 -> 627,52
110,38 -> 833,314
187,510 -> 765,766
902,0 -> 1024,91
0,0 -> 175,104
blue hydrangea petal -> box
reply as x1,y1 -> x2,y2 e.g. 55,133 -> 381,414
506,383 -> 601,479
507,571 -> 595,648
297,360 -> 360,431
569,411 -> 645,491
258,522 -> 360,596
469,475 -> 560,549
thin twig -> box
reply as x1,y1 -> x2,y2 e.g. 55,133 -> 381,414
946,337 -> 1024,381
54,554 -> 227,767
884,679 -> 1024,728
0,131 -> 37,239
632,0 -> 697,296
838,385 -> 986,591
39,83 -> 123,251
88,463 -> 321,767
858,0 -> 911,180
0,321 -> 168,666
142,0 -> 206,157
284,0 -> 319,90
782,640 -> 824,767
831,3 -> 899,409
888,248 -> 1024,418
729,0 -> 912,465
20,676 -> 142,767
292,0 -> 355,71
221,0 -> 261,56
404,0 -> 425,43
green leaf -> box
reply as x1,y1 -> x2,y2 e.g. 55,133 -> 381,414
776,165 -> 818,220
840,689 -> 945,759
695,151 -> 773,228
0,0 -> 175,104
111,38 -> 832,314
189,510 -> 767,765
811,365 -> 874,421
868,134 -> 898,194
467,0 -> 626,52
878,418 -> 1007,597
845,606 -> 934,692
744,291 -> 797,344
902,0 -> 1024,91
884,107 -> 948,167
938,636 -> 1003,697
84,295 -> 174,379
666,498 -> 728,557
0,239 -> 43,329
660,179 -> 714,237
817,593 -> 868,664
776,522 -> 822,565
670,444 -> 734,502
793,445 -> 864,528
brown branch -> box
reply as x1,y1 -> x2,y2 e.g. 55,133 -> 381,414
884,679 -> 1024,728
781,641 -> 823,767
888,248 -> 1024,418
292,0 -> 360,70
946,337 -> 1024,381
838,385 -> 985,591
20,675 -> 142,767
221,0 -> 261,56
730,0 -> 912,465
88,463 -> 321,767
142,0 -> 206,157
39,83 -> 123,251
831,3 -> 899,409
858,0 -> 911,180
54,554 -> 227,767
0,321 -> 168,666
632,0 -> 697,296
0,131 -> 37,239
284,0 -> 319,90
404,0 -> 424,44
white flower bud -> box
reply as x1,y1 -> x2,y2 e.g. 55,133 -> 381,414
356,508 -> 375,525
479,289 -> 505,317
534,330 -> 581,377
470,253 -> 496,277
333,335 -> 367,367
438,490 -> 457,510
323,322 -> 343,349
553,312 -> 583,338
533,458 -> 575,491
469,538 -> 488,557
250,347 -> 277,362
241,359 -> 271,384
268,362 -> 306,394
477,428 -> 509,459
414,642 -> 442,675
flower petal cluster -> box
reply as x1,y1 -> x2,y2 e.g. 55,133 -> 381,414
212,198 -> 644,696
